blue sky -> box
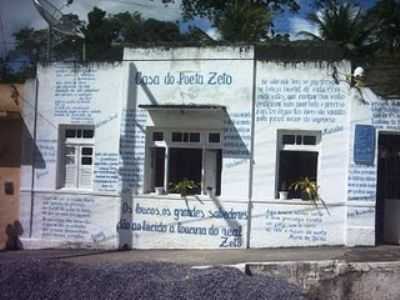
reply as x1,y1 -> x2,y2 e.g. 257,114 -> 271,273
180,0 -> 377,40
0,0 -> 377,59
274,0 -> 376,37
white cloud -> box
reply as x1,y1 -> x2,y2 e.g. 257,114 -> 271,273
205,27 -> 221,41
288,16 -> 319,40
64,0 -> 182,22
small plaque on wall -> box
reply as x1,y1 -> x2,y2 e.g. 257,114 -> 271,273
354,125 -> 376,165
4,181 -> 14,195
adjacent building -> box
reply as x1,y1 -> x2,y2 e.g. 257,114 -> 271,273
0,84 -> 24,249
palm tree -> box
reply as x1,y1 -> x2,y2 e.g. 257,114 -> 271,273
297,0 -> 376,56
216,1 -> 272,42
367,0 -> 400,52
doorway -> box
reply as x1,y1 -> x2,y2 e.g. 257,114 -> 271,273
376,133 -> 400,245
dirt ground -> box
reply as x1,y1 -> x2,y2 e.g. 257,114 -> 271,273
0,258 -> 305,300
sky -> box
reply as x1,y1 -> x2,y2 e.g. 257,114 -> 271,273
0,0 -> 377,59
0,0 -> 182,58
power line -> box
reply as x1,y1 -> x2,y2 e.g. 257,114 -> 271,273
78,0 -> 178,10
99,0 -> 177,10
1,61 -> 35,64
101,0 -> 155,9
97,0 -> 181,20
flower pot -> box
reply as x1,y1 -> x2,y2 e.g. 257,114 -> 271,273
155,187 -> 164,195
279,191 -> 288,200
206,188 -> 215,197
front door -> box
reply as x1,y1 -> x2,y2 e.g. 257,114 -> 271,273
376,133 -> 400,244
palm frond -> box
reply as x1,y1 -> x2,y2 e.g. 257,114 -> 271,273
297,0 -> 373,55
296,31 -> 323,40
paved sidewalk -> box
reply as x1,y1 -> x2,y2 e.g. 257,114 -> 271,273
1,245 -> 400,266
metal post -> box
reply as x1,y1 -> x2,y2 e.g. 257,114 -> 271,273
82,39 -> 86,62
163,147 -> 169,193
201,147 -> 206,195
47,26 -> 53,61
246,51 -> 257,249
29,78 -> 39,237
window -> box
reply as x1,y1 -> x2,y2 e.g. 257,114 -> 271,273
277,130 -> 320,199
282,133 -> 317,146
60,126 -> 95,189
146,129 -> 222,196
171,131 -> 201,143
152,131 -> 163,141
208,133 -> 221,144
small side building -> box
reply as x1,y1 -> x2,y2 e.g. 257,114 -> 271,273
0,84 -> 23,249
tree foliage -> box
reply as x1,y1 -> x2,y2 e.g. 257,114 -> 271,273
297,0 -> 376,56
1,6 -> 194,81
13,28 -> 48,62
84,7 -> 117,60
367,0 -> 400,51
216,1 -> 272,42
182,0 -> 299,21
181,0 -> 299,42
109,12 -> 188,43
5,27 -> 48,80
83,7 -> 191,60
6,0 -> 400,82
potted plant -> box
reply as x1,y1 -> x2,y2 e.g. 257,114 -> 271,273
279,181 -> 288,200
289,177 -> 320,202
154,186 -> 164,195
169,178 -> 199,198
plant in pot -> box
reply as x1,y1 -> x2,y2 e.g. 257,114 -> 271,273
279,181 -> 288,200
169,178 -> 199,198
154,186 -> 164,195
289,177 -> 320,202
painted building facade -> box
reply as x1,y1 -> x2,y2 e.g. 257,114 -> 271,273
0,84 -> 25,250
17,45 -> 400,249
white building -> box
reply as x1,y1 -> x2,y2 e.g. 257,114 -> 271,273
18,44 -> 400,249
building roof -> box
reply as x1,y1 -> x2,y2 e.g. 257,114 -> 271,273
122,41 -> 346,63
255,41 -> 346,62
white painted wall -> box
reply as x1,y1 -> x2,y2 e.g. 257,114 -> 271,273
122,47 -> 254,200
19,46 -> 398,249
251,61 -> 350,247
250,202 -> 345,247
346,88 -> 400,246
119,196 -> 247,249
25,191 -> 120,249
25,63 -> 125,193
117,46 -> 254,249
20,63 -> 126,243
253,61 -> 351,202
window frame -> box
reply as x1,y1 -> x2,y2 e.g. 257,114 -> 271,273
276,130 -> 321,199
58,125 -> 95,190
170,131 -> 202,144
208,132 -> 222,145
145,128 -> 223,196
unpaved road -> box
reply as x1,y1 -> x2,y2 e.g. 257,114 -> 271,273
0,258 -> 305,299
